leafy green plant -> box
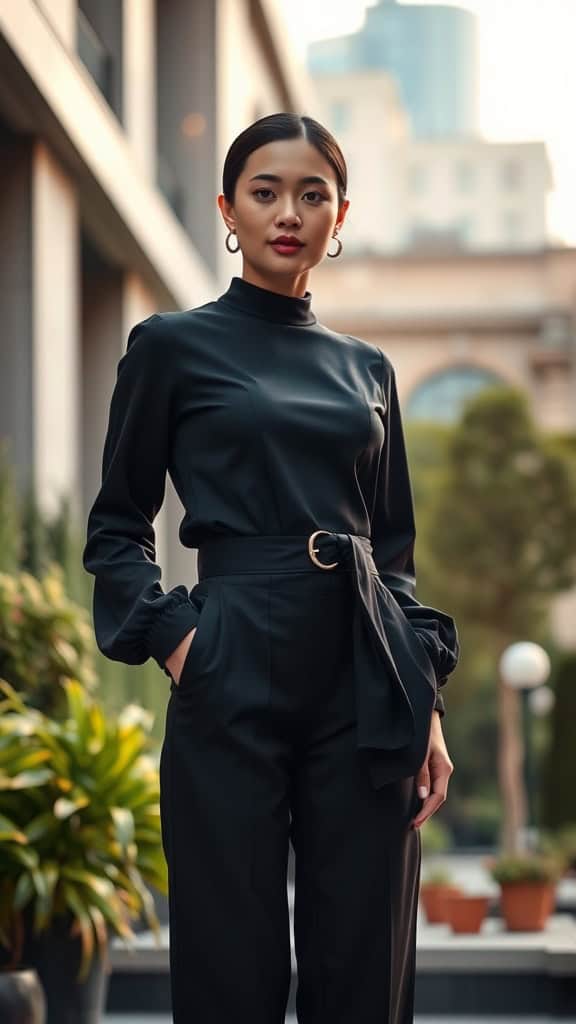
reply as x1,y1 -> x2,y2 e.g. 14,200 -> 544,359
487,853 -> 563,886
0,566 -> 97,716
0,676 -> 167,981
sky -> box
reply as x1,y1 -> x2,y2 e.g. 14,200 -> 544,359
279,0 -> 576,244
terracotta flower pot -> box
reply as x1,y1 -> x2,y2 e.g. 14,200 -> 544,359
419,883 -> 462,924
444,893 -> 490,934
499,881 -> 555,932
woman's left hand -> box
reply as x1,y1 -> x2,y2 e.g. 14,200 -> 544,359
411,711 -> 454,829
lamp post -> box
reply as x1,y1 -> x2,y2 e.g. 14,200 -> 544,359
499,642 -> 551,848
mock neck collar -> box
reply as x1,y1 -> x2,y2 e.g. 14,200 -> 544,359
217,276 -> 317,327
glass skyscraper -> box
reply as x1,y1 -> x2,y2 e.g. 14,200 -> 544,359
308,0 -> 478,139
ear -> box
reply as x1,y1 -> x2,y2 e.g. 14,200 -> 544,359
334,198 -> 350,235
217,193 -> 236,233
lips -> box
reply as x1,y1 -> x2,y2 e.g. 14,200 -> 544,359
269,236 -> 305,255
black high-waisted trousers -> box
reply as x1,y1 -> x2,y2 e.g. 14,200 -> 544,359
159,533 -> 423,1024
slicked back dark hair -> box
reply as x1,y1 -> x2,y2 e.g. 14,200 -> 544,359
222,112 -> 348,207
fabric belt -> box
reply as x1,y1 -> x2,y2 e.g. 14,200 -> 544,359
197,531 -> 437,788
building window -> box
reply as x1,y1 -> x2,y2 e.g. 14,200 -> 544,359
501,159 -> 523,190
454,160 -> 475,193
406,365 -> 504,423
157,153 -> 185,223
406,163 -> 428,194
330,101 -> 349,133
502,210 -> 523,247
76,1 -> 123,119
406,218 -> 472,252
77,9 -> 114,105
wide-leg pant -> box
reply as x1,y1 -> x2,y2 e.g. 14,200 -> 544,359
159,560 -> 423,1023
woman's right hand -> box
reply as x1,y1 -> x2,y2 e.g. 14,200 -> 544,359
165,627 -> 197,686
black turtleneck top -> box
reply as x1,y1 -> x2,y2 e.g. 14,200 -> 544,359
82,276 -> 458,711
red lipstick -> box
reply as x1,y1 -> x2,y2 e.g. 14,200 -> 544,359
269,235 -> 305,256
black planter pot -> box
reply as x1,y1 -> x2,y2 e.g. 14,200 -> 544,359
0,966 -> 46,1023
21,909 -> 110,1024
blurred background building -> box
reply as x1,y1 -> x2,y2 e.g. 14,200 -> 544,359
308,0 -> 478,139
313,66 -> 552,255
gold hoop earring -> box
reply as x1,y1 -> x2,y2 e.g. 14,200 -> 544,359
225,230 -> 240,254
327,235 -> 343,259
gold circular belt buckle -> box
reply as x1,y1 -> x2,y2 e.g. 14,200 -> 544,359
307,529 -> 339,570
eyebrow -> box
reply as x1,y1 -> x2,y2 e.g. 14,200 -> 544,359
248,173 -> 331,187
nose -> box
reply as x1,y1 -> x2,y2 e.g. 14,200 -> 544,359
274,203 -> 302,229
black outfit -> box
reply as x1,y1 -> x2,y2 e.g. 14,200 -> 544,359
82,276 -> 459,1023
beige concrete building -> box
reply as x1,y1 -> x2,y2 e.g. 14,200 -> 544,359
0,0 -> 313,592
314,70 -> 552,255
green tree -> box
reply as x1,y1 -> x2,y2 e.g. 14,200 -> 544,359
417,387 -> 576,851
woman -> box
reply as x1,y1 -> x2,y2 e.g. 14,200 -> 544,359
82,113 -> 459,1024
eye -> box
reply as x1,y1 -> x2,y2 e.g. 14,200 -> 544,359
303,191 -> 327,204
253,188 -> 276,201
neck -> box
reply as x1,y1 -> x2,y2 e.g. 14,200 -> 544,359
241,262 -> 311,299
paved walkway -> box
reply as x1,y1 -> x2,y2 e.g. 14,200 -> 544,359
104,1017 -> 576,1023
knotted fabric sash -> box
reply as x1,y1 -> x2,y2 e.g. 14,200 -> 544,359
197,531 -> 437,788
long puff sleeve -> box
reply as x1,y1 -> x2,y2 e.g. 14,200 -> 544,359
82,314 -> 200,677
371,351 -> 460,715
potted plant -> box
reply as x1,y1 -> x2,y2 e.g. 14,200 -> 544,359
443,891 -> 491,934
488,853 -> 563,932
0,676 -> 167,1023
419,867 -> 462,924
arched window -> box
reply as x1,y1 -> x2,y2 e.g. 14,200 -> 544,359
406,365 -> 505,423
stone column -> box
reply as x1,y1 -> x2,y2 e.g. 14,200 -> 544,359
123,0 -> 157,178
32,142 -> 81,521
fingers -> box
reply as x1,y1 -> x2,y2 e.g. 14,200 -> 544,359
411,760 -> 453,829
412,788 -> 445,828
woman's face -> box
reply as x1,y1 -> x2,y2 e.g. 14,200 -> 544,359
218,136 -> 349,293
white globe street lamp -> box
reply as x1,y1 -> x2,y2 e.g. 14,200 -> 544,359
499,642 -> 551,690
499,642 -> 551,840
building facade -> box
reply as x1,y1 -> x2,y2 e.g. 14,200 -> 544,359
313,70 -> 553,255
0,0 -> 313,593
